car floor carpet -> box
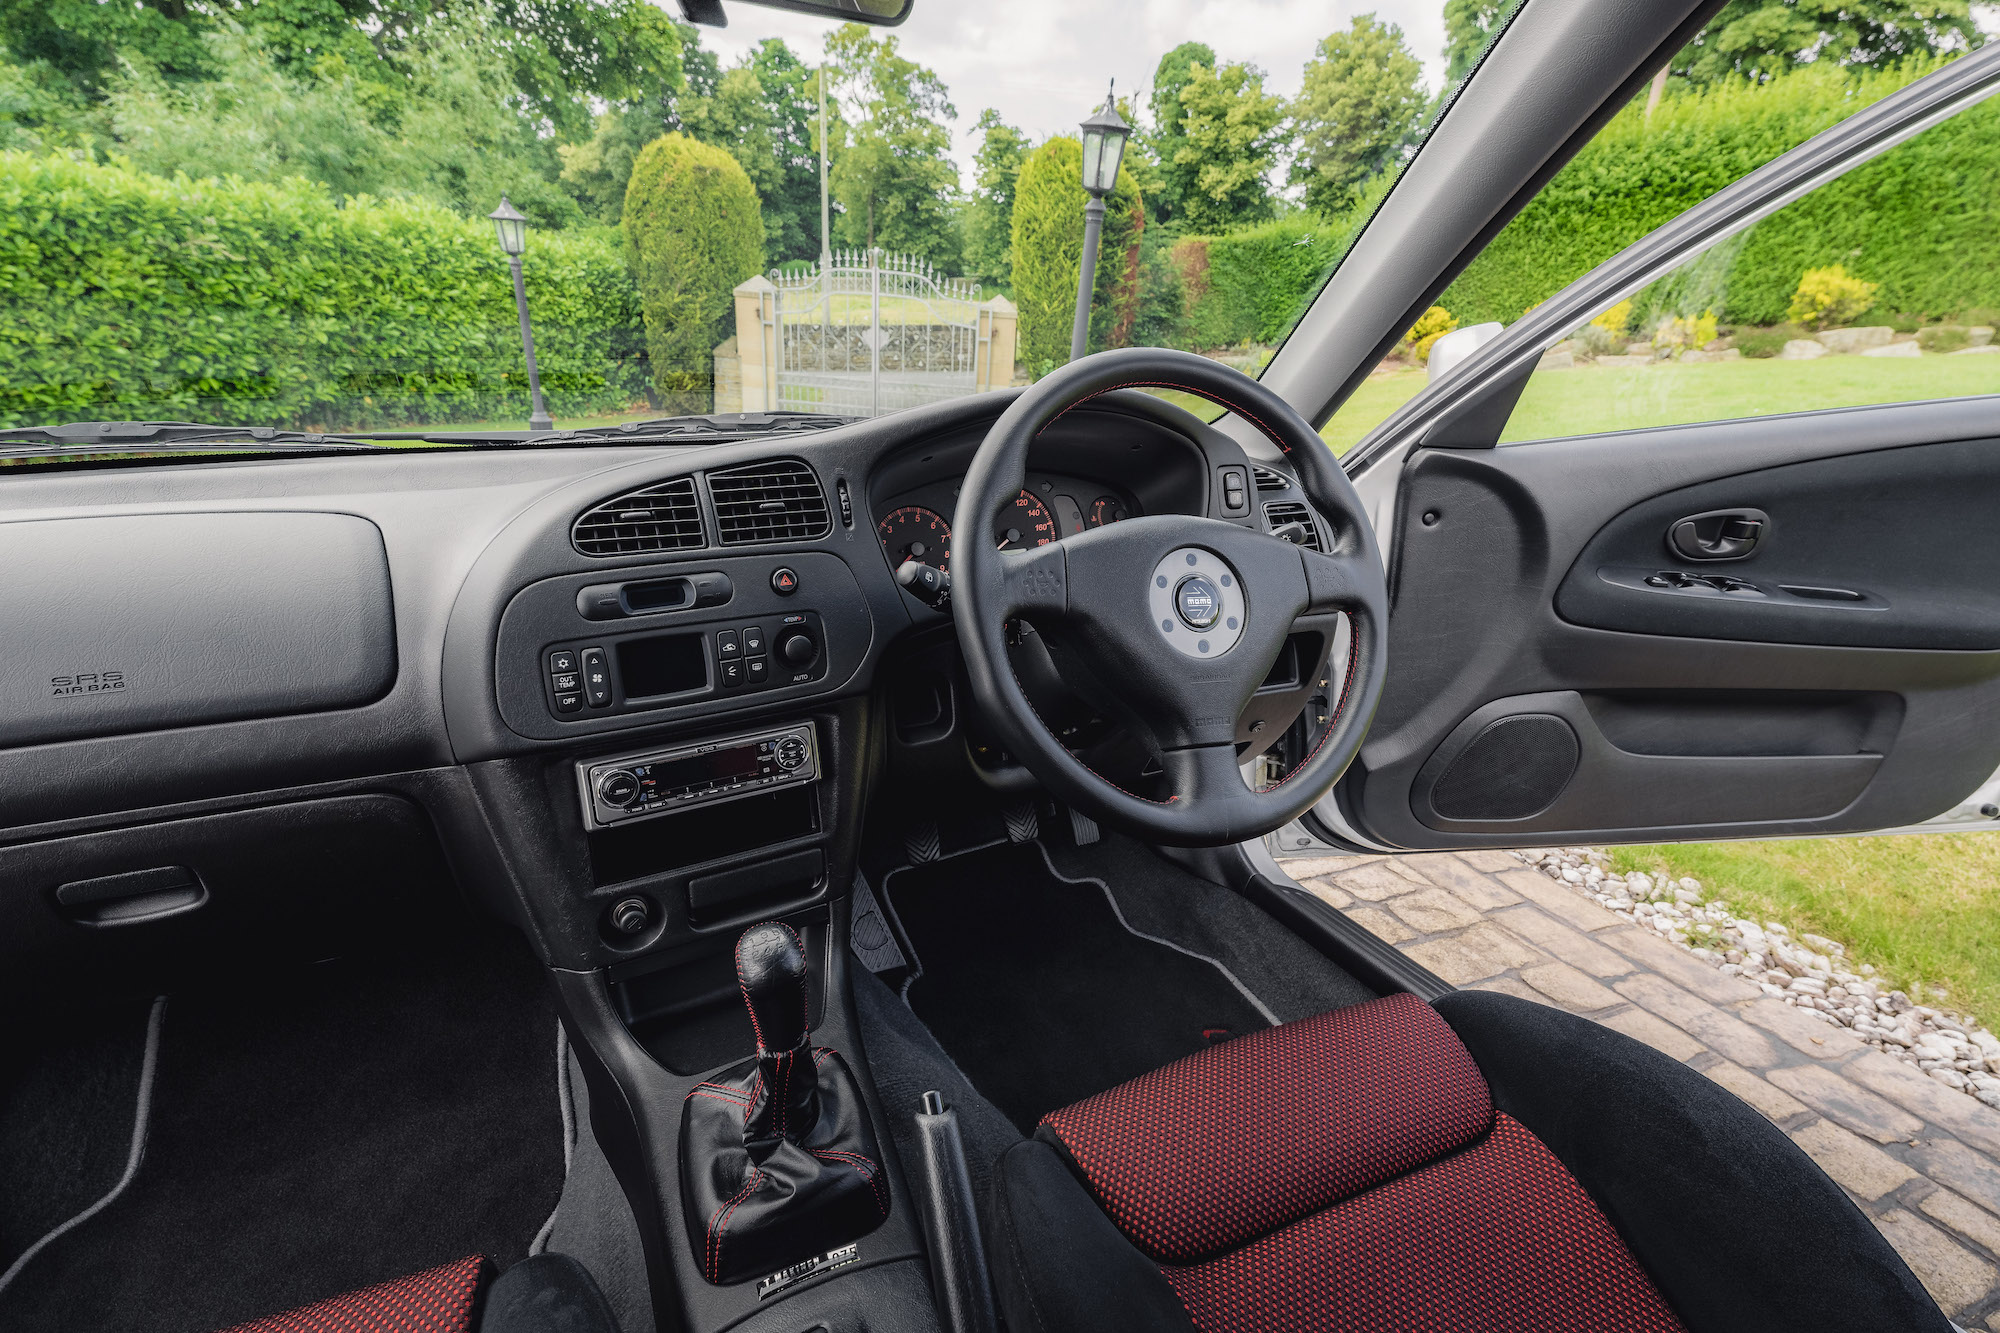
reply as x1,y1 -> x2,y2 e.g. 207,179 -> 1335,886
850,961 -> 1022,1215
1045,832 -> 1378,1024
0,996 -> 157,1279
882,839 -> 1278,1133
0,931 -> 564,1333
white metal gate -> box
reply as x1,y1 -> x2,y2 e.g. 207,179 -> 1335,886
767,249 -> 985,417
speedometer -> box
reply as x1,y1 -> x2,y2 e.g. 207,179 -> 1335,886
878,506 -> 952,572
997,491 -> 1059,550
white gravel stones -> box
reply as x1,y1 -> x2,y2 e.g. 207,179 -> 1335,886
1514,847 -> 2000,1111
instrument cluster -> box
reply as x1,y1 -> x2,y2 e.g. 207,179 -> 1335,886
875,473 -> 1137,575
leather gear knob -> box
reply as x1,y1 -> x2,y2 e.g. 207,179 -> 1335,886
737,921 -> 809,1054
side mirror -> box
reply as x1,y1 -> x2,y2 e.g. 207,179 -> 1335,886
678,0 -> 910,26
1426,322 -> 1505,384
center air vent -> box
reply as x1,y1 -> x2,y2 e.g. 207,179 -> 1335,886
708,459 -> 832,545
573,477 -> 704,557
1252,464 -> 1293,492
1262,501 -> 1323,552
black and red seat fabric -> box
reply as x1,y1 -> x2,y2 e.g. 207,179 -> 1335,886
216,1253 -> 618,1333
989,990 -> 1952,1333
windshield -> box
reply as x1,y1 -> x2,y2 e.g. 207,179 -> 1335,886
0,0 -> 1490,456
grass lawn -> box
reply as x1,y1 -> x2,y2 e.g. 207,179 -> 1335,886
1502,351 -> 2000,441
389,404 -> 662,436
1611,834 -> 2000,1029
1320,369 -> 1429,454
1315,352 -> 2000,456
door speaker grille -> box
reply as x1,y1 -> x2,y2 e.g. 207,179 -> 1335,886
1430,714 -> 1580,821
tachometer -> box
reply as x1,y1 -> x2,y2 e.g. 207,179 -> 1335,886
997,490 -> 1060,550
1088,496 -> 1129,528
878,505 -> 952,572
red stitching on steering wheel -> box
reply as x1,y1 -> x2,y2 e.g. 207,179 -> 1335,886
1257,615 -> 1359,794
1043,378 -> 1296,456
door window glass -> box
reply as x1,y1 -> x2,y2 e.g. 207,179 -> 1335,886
1496,89 -> 2000,444
1323,40 -> 1985,455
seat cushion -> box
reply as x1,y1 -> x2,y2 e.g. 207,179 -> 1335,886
996,989 -> 1955,1333
218,1255 -> 492,1333
1037,991 -> 1491,1262
1160,1113 -> 1684,1333
217,1254 -> 620,1333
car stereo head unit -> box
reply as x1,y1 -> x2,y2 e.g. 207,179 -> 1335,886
578,722 -> 818,830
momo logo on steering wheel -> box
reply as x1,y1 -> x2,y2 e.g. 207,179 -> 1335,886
1174,575 -> 1221,630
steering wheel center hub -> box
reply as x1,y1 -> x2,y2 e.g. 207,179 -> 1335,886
1174,574 -> 1221,629
1149,547 -> 1245,658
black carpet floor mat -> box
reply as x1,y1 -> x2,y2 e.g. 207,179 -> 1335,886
0,997 -> 155,1277
1048,834 -> 1376,1024
884,841 -> 1274,1131
0,934 -> 563,1333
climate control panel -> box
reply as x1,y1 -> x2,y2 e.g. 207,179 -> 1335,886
540,611 -> 826,719
577,722 -> 819,829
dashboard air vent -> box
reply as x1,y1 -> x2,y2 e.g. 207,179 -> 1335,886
1251,464 -> 1293,492
1263,501 -> 1323,552
572,477 -> 704,557
708,459 -> 832,545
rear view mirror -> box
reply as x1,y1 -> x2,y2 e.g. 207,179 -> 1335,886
677,0 -> 910,26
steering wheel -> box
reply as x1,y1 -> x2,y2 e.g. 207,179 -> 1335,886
952,347 -> 1389,847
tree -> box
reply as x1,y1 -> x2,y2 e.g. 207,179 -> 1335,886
823,23 -> 958,265
1172,60 -> 1285,234
1010,136 -> 1144,370
559,107 -> 658,224
1145,41 -> 1215,227
1291,16 -> 1429,215
960,109 -> 1030,286
677,39 -> 824,263
1675,0 -> 1978,85
623,132 -> 764,411
0,0 -> 690,141
1443,0 -> 1511,85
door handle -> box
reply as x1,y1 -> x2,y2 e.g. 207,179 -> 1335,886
1668,508 -> 1767,561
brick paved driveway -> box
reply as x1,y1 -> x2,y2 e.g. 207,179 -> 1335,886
1278,849 -> 2000,1329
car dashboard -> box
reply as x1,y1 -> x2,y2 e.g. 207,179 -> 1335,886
0,385 -> 1340,1330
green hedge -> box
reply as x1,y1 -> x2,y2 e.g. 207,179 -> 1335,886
1440,60 -> 2000,327
1171,212 -> 1353,347
1718,98 -> 2000,324
0,152 -> 649,430
1011,136 -> 1143,372
622,133 -> 763,412
1156,60 -> 2000,354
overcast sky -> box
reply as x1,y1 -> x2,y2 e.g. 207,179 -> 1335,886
688,1 -> 1451,188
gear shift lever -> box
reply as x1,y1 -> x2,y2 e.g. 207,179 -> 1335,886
736,922 -> 819,1146
738,921 -> 810,1053
680,921 -> 890,1285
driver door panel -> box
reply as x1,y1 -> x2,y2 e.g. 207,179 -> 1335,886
1337,395 -> 2000,848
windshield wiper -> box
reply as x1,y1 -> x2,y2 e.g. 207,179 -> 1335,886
0,421 -> 394,459
394,411 -> 861,446
0,411 -> 860,460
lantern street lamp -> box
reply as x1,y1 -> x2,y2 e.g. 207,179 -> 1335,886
488,194 -> 553,432
1069,85 -> 1133,362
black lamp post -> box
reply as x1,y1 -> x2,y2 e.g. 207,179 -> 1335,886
488,194 -> 553,432
1069,86 -> 1133,362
